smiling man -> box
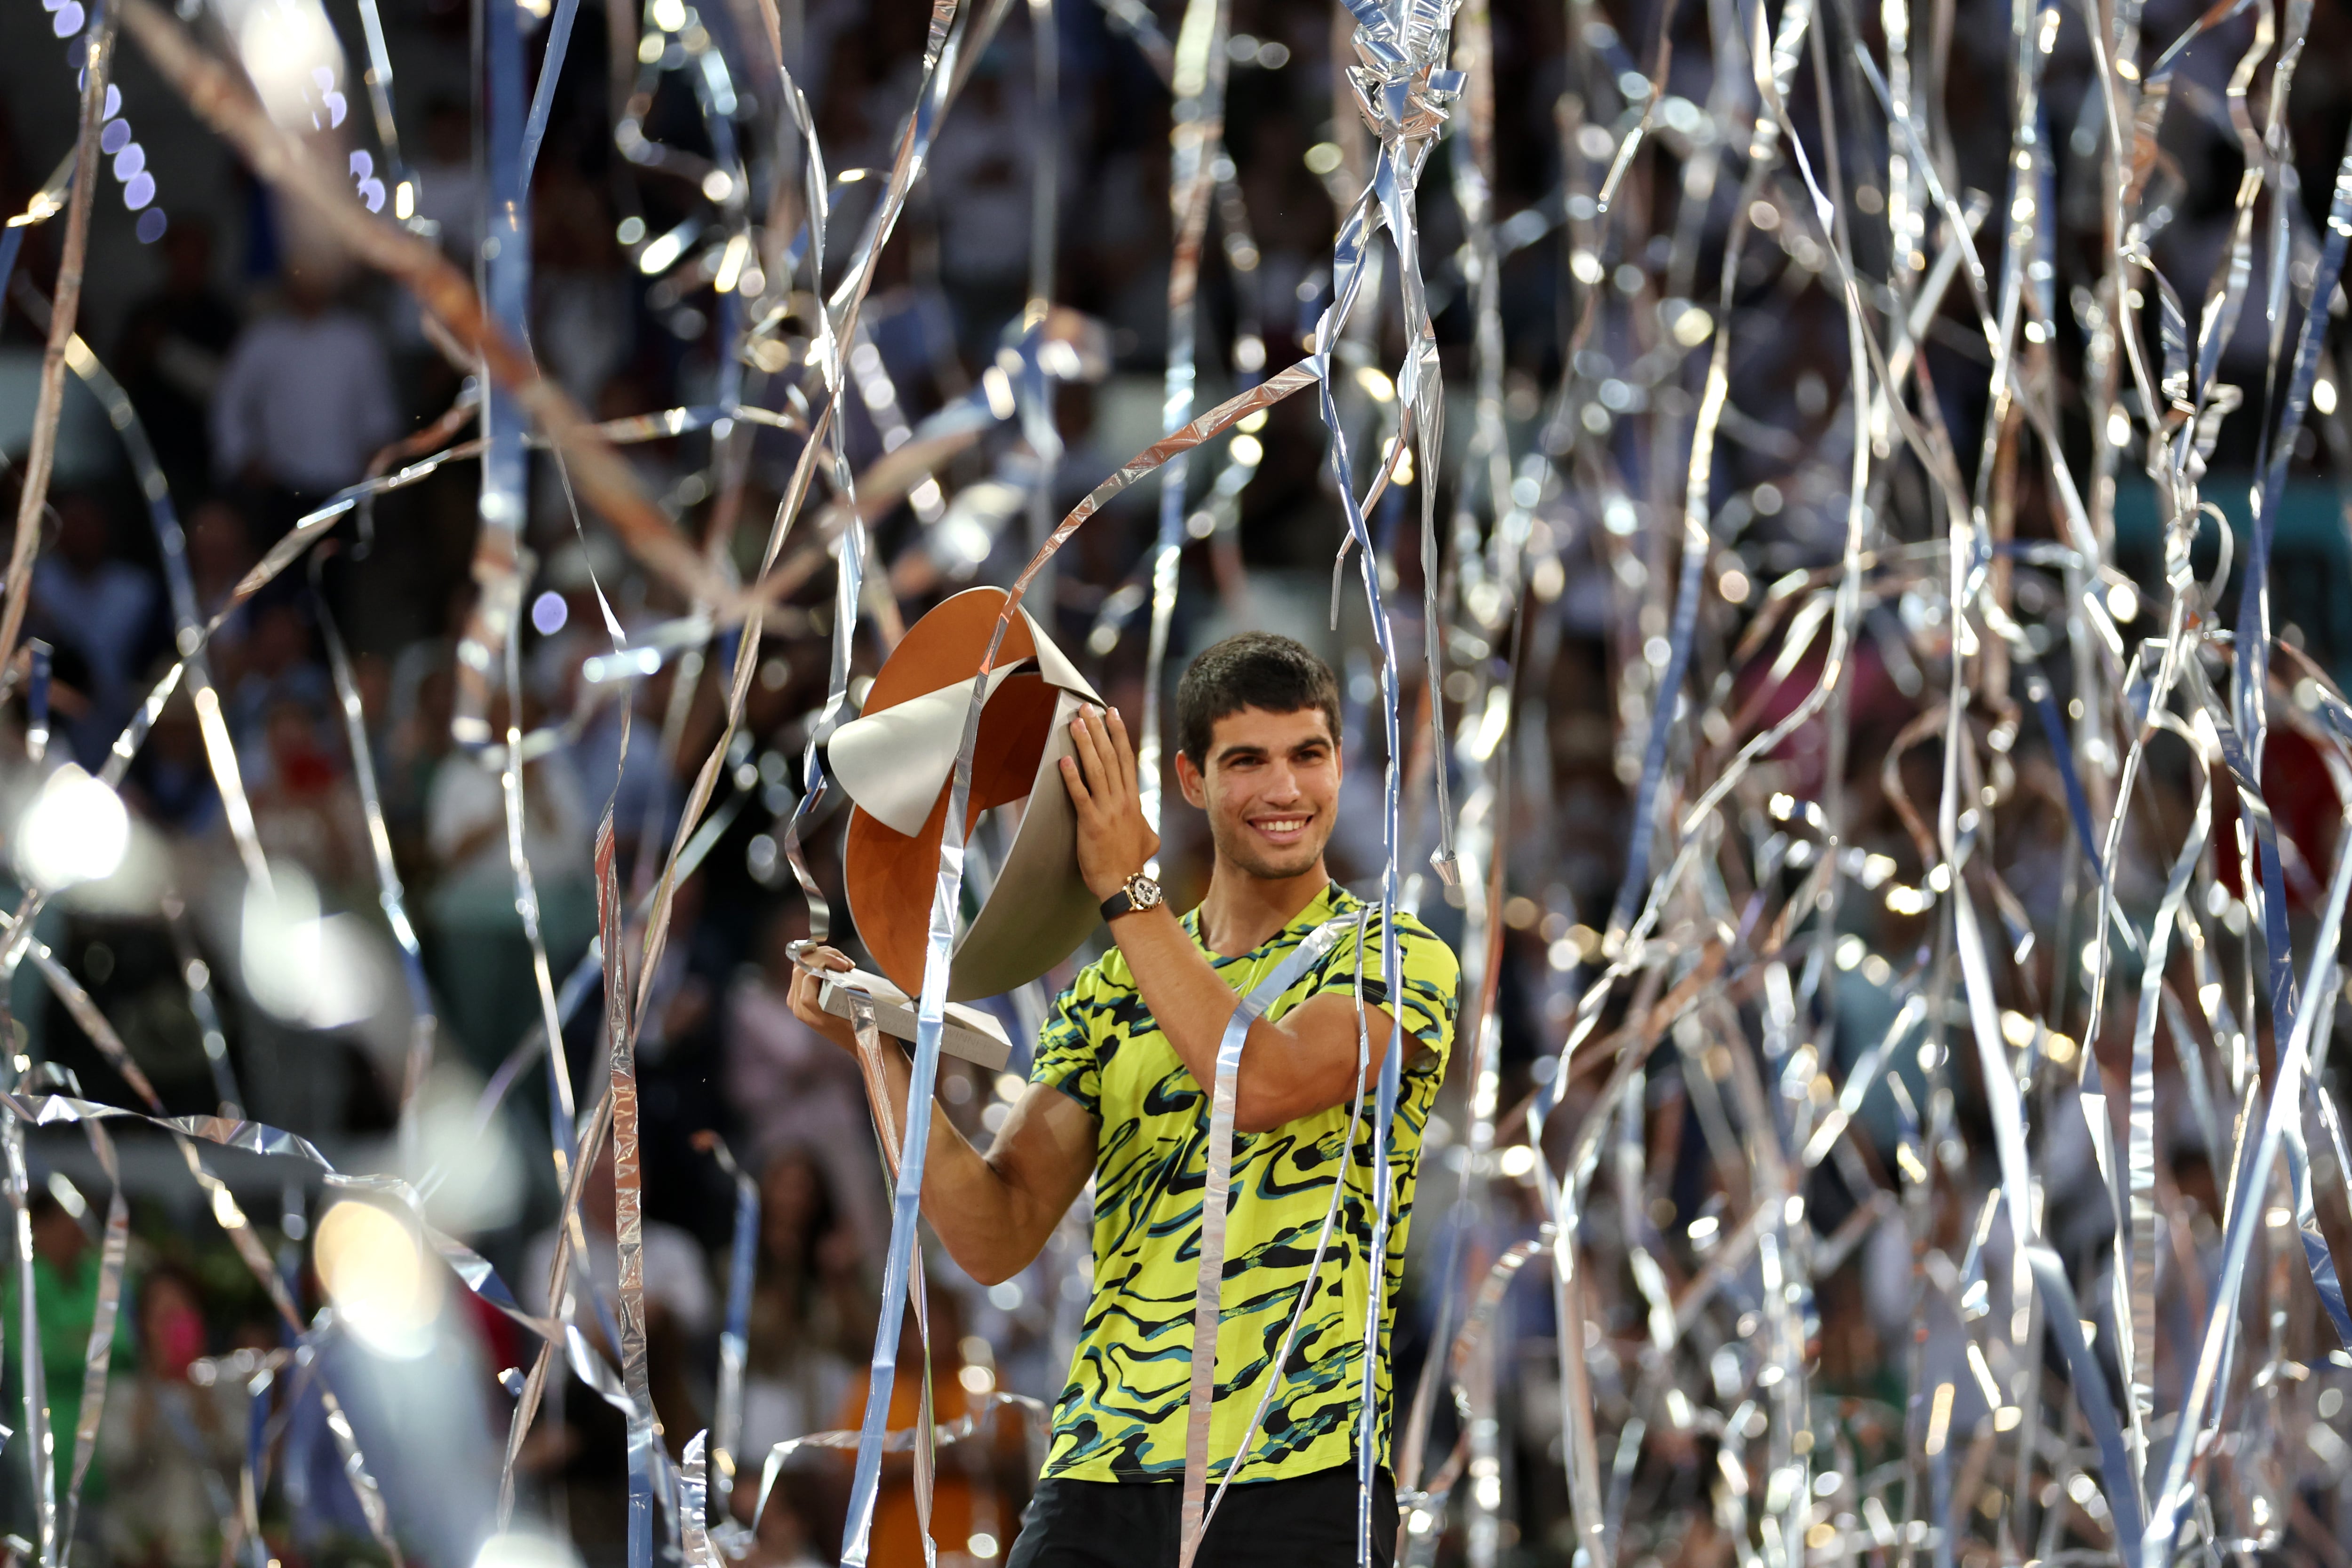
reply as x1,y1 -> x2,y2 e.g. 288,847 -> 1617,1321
790,632 -> 1458,1567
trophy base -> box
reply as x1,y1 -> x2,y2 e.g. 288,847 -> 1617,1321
817,966 -> 1013,1072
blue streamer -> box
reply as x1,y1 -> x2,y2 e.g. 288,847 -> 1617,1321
1301,152 -> 1416,1567
2237,125 -> 2352,799
2021,665 -> 2107,882
25,644 -> 50,765
1606,515 -> 1708,938
717,1155 -> 758,1488
1179,917 -> 1358,1564
2189,671 -> 2296,1045
517,0 -> 579,190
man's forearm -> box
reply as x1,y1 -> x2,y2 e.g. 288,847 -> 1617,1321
861,1035 -> 1061,1285
1105,906 -> 1251,1077
1109,906 -> 1398,1131
1107,906 -> 1335,1130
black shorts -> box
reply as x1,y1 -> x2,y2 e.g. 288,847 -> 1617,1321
1005,1463 -> 1398,1568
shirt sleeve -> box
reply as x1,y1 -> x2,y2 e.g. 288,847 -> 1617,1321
1303,910 -> 1460,1069
1029,967 -> 1104,1119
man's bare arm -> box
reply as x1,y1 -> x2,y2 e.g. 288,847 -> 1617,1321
788,950 -> 1095,1284
1098,905 -> 1404,1132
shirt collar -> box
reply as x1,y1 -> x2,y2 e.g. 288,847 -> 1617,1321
1184,880 -> 1350,959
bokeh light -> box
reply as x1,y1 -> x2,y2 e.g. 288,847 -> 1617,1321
15,763 -> 129,893
239,864 -> 387,1029
313,1198 -> 442,1360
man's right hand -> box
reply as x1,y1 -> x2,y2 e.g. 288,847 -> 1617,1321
786,944 -> 861,1055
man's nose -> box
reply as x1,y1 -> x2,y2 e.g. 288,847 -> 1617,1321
1263,762 -> 1303,802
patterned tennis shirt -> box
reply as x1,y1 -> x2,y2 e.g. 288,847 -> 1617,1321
1029,880 -> 1460,1483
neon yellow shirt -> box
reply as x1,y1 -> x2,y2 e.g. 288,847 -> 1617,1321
1030,881 -> 1459,1482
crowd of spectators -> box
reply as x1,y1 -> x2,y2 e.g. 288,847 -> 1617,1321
0,0 -> 2348,1562
0,2 -> 1426,1559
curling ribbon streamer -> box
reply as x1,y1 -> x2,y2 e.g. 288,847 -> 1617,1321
1175,915 -> 1354,1568
1195,910 -> 1375,1540
596,815 -> 660,1568
1300,0 -> 1465,1547
699,1134 -> 761,1523
1134,0 -> 1232,838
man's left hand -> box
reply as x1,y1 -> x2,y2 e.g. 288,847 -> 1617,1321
1059,705 -> 1160,902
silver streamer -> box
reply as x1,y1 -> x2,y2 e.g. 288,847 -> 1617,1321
1,0 -> 2349,1563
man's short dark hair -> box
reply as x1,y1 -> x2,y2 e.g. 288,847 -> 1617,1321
1176,634 -> 1342,767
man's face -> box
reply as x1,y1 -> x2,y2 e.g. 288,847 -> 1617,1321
1176,705 -> 1342,882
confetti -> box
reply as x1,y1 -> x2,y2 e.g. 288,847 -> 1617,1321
0,0 -> 2346,1563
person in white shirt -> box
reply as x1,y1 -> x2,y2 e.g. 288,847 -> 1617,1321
210,270 -> 400,504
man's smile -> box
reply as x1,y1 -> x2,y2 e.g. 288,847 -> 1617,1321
1248,812 -> 1314,845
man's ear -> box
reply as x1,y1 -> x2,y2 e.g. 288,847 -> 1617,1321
1174,749 -> 1208,809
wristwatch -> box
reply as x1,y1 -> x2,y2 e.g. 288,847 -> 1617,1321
1099,870 -> 1164,923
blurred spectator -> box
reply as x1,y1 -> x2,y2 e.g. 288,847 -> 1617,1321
184,498 -> 257,664
735,1471 -> 834,1568
740,1148 -> 872,1468
409,99 -> 484,265
925,55 -> 1035,352
349,649 -> 396,771
224,601 -> 334,758
381,648 -> 457,882
97,1267 -> 246,1568
724,908 -> 884,1242
522,1136 -> 716,1351
0,1190 -> 131,1535
114,220 -> 241,497
532,158 -> 633,406
246,698 -> 367,898
423,711 -> 596,1072
125,690 -> 222,835
829,1287 -> 1028,1568
31,492 -> 162,767
522,1136 -> 715,1554
545,637 -> 681,884
631,871 -> 713,1065
211,270 -> 400,528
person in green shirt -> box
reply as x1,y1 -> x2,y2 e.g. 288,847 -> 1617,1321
793,633 -> 1459,1566
1,1189 -> 132,1532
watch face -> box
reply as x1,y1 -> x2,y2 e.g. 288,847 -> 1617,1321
1129,874 -> 1163,910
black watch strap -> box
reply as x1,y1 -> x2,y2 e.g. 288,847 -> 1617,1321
1102,871 -> 1161,923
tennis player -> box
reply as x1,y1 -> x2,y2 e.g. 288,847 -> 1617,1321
792,632 -> 1458,1566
